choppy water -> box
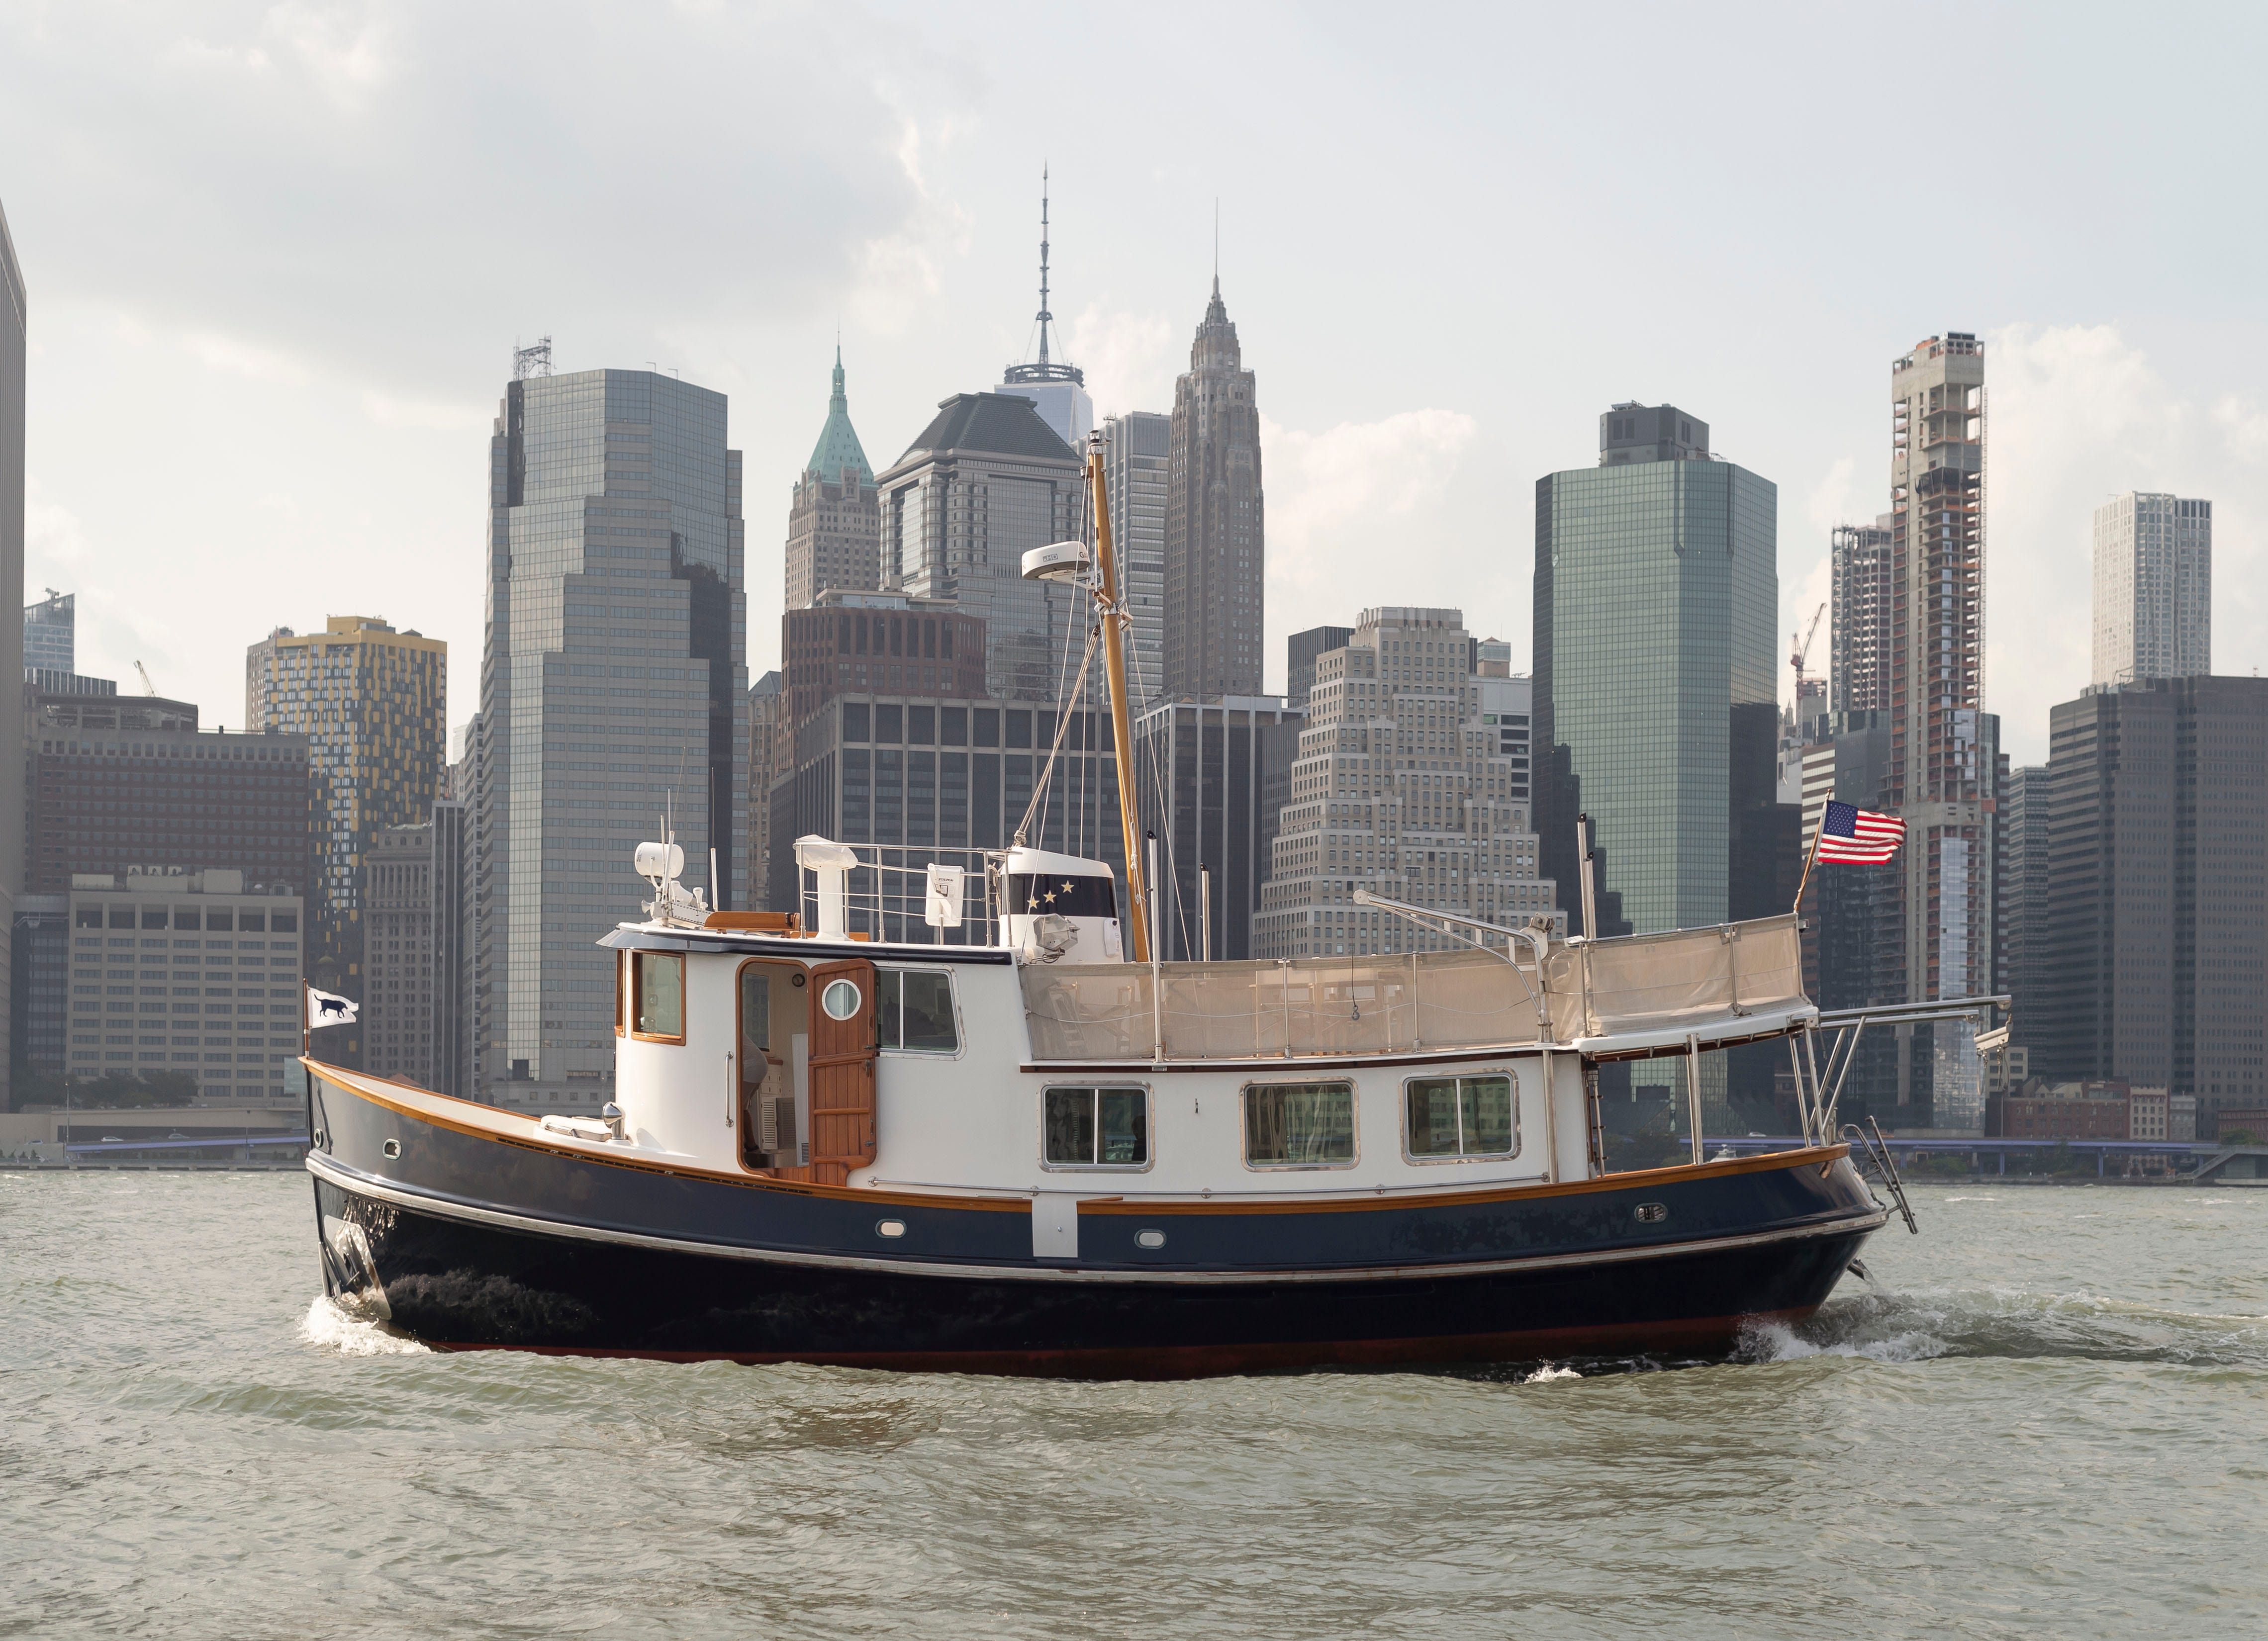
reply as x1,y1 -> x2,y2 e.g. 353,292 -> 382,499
4,1173 -> 2266,1639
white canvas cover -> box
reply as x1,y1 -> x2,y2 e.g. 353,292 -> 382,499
1020,914 -> 1806,1062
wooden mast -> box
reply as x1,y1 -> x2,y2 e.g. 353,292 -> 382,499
1088,437 -> 1150,963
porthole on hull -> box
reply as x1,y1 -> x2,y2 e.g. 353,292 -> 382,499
876,1219 -> 907,1239
1633,1202 -> 1668,1223
1135,1229 -> 1166,1250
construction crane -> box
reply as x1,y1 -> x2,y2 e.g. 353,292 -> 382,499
134,660 -> 159,697
1789,603 -> 1825,692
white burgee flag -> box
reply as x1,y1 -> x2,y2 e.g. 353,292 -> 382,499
307,988 -> 360,1029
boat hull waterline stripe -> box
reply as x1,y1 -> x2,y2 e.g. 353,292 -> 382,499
306,1149 -> 1885,1287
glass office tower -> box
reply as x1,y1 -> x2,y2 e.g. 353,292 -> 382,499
477,367 -> 747,1108
1535,408 -> 1778,939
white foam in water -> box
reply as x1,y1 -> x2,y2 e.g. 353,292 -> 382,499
299,1294 -> 429,1357
1522,1364 -> 1582,1383
1737,1316 -> 1950,1365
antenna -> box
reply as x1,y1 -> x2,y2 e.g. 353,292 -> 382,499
1004,165 -> 1082,387
512,336 -> 553,380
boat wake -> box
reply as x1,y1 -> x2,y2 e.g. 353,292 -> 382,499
1737,1284 -> 2268,1370
298,1293 -> 429,1357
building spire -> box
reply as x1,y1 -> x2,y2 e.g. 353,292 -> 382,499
1037,163 -> 1053,368
1003,165 -> 1082,386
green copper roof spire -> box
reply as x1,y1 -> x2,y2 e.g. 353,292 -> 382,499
806,343 -> 874,485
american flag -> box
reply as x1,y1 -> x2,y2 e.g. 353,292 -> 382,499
1816,800 -> 1904,863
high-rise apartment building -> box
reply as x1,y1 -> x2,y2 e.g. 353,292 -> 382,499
2036,677 -> 2268,1134
1256,609 -> 1557,961
25,689 -> 309,893
1135,696 -> 1304,961
877,392 -> 1084,703
1286,626 -> 1354,711
1102,411 -> 1169,701
1874,333 -> 1996,1122
246,615 -> 446,1067
24,589 -> 71,676
1535,404 -> 1778,940
363,822 -> 433,1085
2092,492 -> 2211,686
994,172 -> 1094,452
478,364 -> 748,1108
784,348 -> 878,612
2,197 -> 29,1108
1829,519 -> 1894,717
1164,278 -> 1264,701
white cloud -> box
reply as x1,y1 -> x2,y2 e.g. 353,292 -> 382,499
1984,322 -> 2268,760
1261,408 -> 1481,680
181,328 -> 309,383
362,390 -> 489,432
848,91 -> 975,335
1066,303 -> 1176,419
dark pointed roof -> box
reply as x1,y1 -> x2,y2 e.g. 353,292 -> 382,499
806,346 -> 873,484
897,392 -> 1077,464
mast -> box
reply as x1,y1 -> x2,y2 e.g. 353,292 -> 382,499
1087,436 -> 1150,963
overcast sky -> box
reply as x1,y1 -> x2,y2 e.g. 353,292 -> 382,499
5,1 -> 2265,764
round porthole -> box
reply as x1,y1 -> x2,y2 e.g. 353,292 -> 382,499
1135,1229 -> 1167,1250
876,1219 -> 907,1239
821,978 -> 862,1021
1634,1202 -> 1668,1223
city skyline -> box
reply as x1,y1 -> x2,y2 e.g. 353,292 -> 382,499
7,9 -> 2267,769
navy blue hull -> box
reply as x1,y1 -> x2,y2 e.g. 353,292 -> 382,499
307,1071 -> 1884,1377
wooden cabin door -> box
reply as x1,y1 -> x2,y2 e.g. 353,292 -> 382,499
807,959 -> 878,1185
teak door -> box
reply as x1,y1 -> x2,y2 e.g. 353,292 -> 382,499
806,958 -> 878,1185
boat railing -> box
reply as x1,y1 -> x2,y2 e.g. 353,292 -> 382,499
1022,914 -> 1807,1061
793,842 -> 1004,948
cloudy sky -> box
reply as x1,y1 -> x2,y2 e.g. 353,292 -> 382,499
5,1 -> 2265,763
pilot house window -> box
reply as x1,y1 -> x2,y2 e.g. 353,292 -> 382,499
633,952 -> 684,1042
1043,1087 -> 1149,1168
877,968 -> 958,1052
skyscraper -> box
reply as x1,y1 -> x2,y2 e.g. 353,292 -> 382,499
2036,676 -> 2268,1133
1286,625 -> 1354,711
24,588 -> 72,676
1255,609 -> 1555,961
2092,492 -> 2211,685
877,392 -> 1084,703
1164,277 -> 1264,701
1535,402 -> 1778,940
1137,696 -> 1304,961
246,615 -> 446,1066
1877,333 -> 1996,1123
784,348 -> 878,612
478,363 -> 748,1108
1828,519 -> 1893,717
994,169 -> 1094,451
1,198 -> 29,1108
1102,411 -> 1169,701
363,822 -> 434,1086
2001,763 -> 2050,1055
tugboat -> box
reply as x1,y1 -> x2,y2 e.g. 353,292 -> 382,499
303,441 -> 1889,1377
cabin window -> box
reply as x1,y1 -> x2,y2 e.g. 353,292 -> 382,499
632,952 -> 685,1042
614,952 -> 627,1036
820,977 -> 862,1022
1043,1086 -> 1150,1169
1404,1074 -> 1516,1160
877,968 -> 958,1053
1243,1081 -> 1356,1169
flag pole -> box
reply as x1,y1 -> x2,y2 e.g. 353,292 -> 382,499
301,979 -> 311,1061
1791,811 -> 1824,916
